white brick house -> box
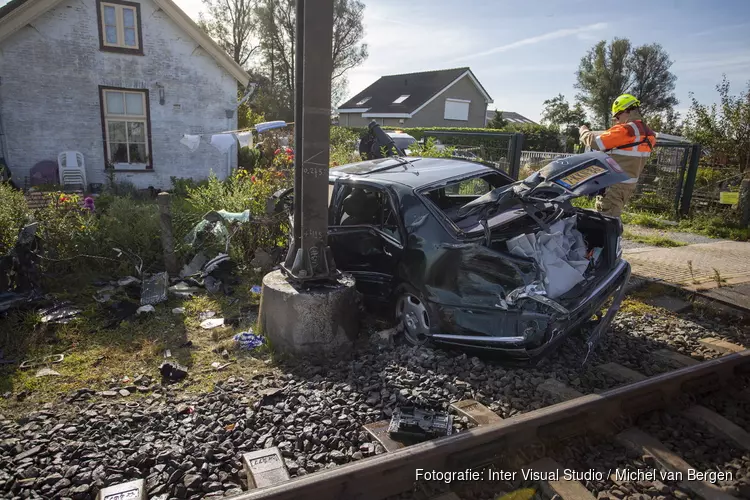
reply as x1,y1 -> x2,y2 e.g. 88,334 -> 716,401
0,0 -> 250,190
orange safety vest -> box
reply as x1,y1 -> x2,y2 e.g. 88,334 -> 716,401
594,120 -> 656,158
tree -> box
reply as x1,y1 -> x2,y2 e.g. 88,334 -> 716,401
252,0 -> 368,115
575,38 -> 677,128
683,76 -> 750,225
648,107 -> 682,135
198,0 -> 258,67
486,110 -> 507,129
540,94 -> 587,151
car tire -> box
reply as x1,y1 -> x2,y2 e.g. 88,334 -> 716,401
394,284 -> 436,347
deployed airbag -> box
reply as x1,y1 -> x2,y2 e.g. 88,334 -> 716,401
507,216 -> 588,298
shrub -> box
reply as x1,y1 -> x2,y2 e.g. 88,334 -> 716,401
96,197 -> 162,274
170,177 -> 209,198
330,126 -> 361,166
0,184 -> 30,254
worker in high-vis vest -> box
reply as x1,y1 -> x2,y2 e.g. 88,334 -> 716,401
579,94 -> 657,218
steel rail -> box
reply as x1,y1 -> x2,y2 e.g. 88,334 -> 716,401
234,350 -> 750,500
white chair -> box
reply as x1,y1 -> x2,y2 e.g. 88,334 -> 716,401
57,151 -> 86,190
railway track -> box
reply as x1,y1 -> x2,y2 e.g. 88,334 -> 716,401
234,344 -> 750,500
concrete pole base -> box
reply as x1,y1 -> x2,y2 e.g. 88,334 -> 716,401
258,270 -> 359,362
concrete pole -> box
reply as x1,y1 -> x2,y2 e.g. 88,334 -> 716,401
156,192 -> 179,276
299,0 -> 335,278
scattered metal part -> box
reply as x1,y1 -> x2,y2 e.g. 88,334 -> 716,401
198,311 -> 216,321
388,406 -> 453,442
34,367 -> 61,378
180,252 -> 208,278
140,272 -> 169,306
20,354 -> 64,370
117,276 -> 140,287
136,305 -> 155,315
172,307 -> 185,315
159,361 -> 188,382
39,304 -> 81,324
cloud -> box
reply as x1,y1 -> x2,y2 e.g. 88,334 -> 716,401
689,22 -> 750,38
447,22 -> 608,63
674,54 -> 750,73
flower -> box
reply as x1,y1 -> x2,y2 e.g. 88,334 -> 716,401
285,147 -> 293,154
251,175 -> 257,183
286,155 -> 293,163
274,148 -> 281,155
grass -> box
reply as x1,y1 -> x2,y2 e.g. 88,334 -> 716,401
622,230 -> 687,248
0,269 -> 271,412
621,209 -> 750,242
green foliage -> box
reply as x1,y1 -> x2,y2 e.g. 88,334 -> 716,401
486,110 -> 507,129
238,146 -> 262,171
96,197 -> 163,274
407,137 -> 455,158
541,94 -> 587,151
170,177 -> 209,198
0,183 -> 31,254
628,192 -> 674,213
329,126 -> 362,166
575,38 -> 677,128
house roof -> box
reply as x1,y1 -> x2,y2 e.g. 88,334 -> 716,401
485,110 -> 537,125
0,0 -> 250,85
338,67 -> 493,117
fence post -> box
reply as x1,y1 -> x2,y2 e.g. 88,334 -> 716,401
680,144 -> 701,217
509,133 -> 523,180
156,192 -> 179,276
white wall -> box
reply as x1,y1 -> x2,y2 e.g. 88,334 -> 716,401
0,0 -> 239,190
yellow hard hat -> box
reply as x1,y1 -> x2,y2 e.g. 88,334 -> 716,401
612,94 -> 640,116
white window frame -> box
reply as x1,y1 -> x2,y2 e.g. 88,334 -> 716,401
444,98 -> 471,121
393,95 -> 410,104
99,1 -> 140,50
102,89 -> 150,169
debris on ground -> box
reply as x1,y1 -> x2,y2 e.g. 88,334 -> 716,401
172,307 -> 185,315
388,406 -> 453,442
180,252 -> 208,278
0,224 -> 43,313
93,285 -> 115,303
20,354 -> 64,370
102,300 -> 139,328
117,276 -> 140,287
233,330 -> 265,349
250,285 -> 262,295
159,361 -> 188,382
39,303 -> 81,324
169,282 -> 203,298
34,367 -> 61,378
198,311 -> 216,321
200,318 -> 224,329
210,361 -> 232,371
250,249 -> 274,272
140,271 -> 169,306
136,305 -> 155,315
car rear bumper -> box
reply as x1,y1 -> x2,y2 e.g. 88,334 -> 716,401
429,259 -> 632,362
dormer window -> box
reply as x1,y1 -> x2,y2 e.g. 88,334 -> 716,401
355,97 -> 371,106
393,95 -> 410,104
97,0 -> 143,55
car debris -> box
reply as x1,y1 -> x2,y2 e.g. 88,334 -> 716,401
172,307 -> 185,315
169,282 -> 203,298
201,318 -> 224,329
233,331 -> 265,350
159,361 -> 188,382
20,354 -> 64,370
211,361 -> 232,371
388,406 -> 453,442
35,367 -> 61,378
141,272 -> 169,305
0,224 -> 43,314
274,128 -> 632,362
136,305 -> 155,315
39,303 -> 81,324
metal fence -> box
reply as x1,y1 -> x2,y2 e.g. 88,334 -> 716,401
422,130 -> 523,178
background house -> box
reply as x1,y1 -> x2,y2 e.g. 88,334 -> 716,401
0,0 -> 250,190
337,67 -> 492,128
485,110 -> 538,126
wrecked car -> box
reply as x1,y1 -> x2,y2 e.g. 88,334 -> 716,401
276,149 -> 631,361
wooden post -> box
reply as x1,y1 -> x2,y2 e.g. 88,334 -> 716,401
156,192 -> 179,276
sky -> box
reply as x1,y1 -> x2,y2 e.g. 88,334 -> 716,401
5,0 -> 749,123
177,0 -> 750,123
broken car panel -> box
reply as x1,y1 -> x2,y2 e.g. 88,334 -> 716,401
275,150 -> 631,361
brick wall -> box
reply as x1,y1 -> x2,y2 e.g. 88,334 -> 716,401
0,0 -> 239,190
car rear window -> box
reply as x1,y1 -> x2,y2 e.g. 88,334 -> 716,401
421,172 -> 511,227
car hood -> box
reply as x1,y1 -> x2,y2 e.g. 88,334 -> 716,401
459,151 -> 630,215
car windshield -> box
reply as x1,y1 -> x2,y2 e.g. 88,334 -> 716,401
392,137 -> 416,151
421,172 -> 512,229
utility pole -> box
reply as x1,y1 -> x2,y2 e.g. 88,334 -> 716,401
282,0 -> 337,281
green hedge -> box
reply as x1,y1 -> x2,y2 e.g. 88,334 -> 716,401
335,124 -> 563,153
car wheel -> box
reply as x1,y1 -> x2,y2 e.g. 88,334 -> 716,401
394,285 -> 434,346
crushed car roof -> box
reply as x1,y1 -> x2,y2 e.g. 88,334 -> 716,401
329,157 -> 494,189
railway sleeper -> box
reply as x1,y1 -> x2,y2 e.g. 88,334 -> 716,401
615,427 -> 739,500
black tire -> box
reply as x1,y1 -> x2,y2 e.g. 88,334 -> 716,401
393,283 -> 437,347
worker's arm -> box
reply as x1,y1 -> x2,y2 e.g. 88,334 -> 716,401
579,126 -> 602,151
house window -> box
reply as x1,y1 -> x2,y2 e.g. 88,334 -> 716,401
355,97 -> 371,106
97,0 -> 142,54
100,88 -> 151,168
393,95 -> 410,104
444,98 -> 471,121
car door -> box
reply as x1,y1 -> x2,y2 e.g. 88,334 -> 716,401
328,179 -> 405,301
